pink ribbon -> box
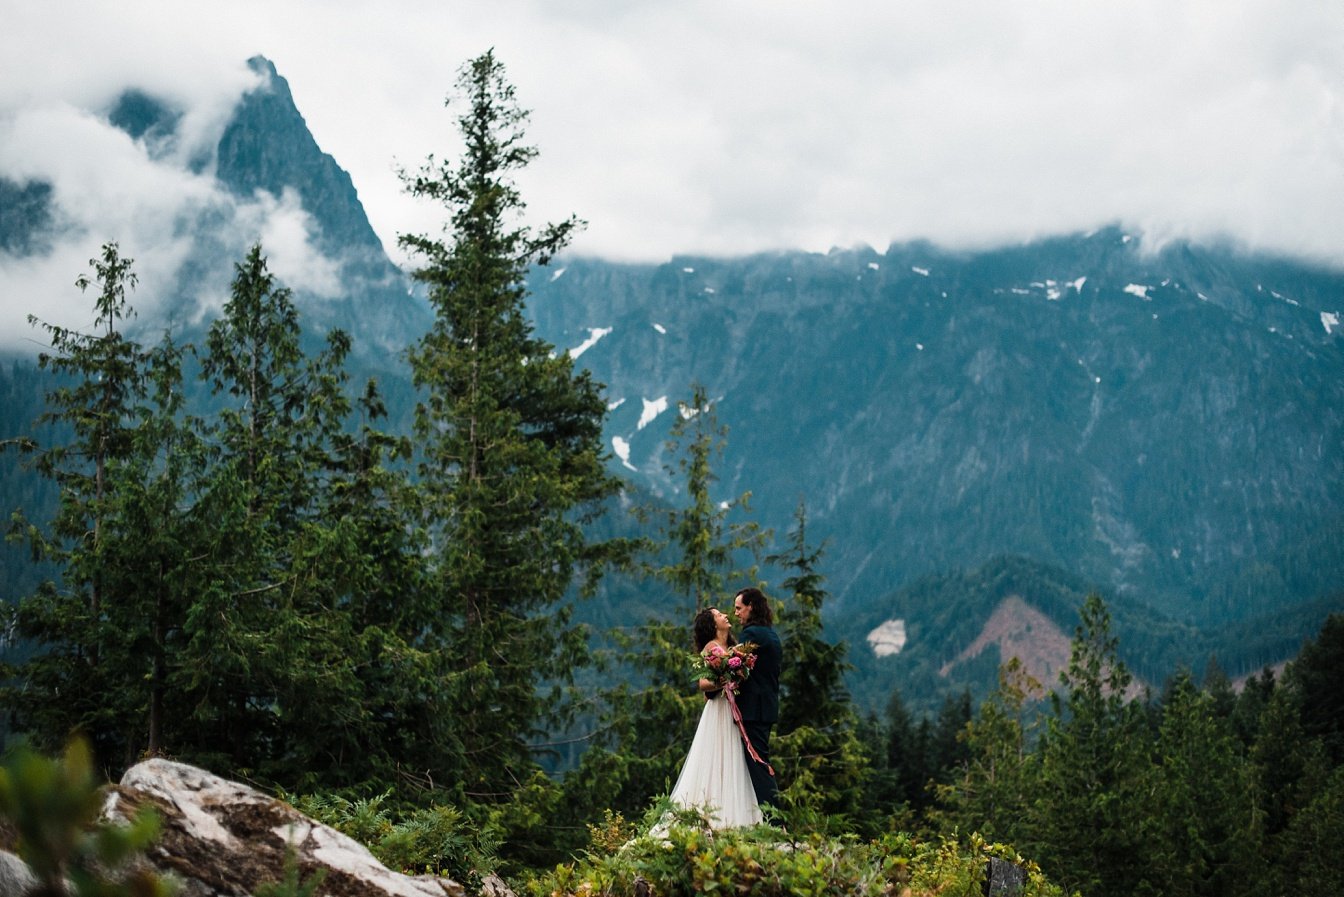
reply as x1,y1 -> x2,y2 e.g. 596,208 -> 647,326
724,688 -> 775,777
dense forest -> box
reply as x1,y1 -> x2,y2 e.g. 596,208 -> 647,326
1,52 -> 1340,896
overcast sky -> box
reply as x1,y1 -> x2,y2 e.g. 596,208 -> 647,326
2,1 -> 1341,345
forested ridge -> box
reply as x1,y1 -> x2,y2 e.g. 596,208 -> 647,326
1,53 -> 1341,896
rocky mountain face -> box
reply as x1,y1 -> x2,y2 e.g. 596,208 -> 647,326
526,239 -> 1344,633
3,57 -> 1341,708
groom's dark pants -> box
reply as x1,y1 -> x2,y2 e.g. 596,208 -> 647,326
742,720 -> 779,808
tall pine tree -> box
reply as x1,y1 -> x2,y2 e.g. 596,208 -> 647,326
184,244 -> 367,779
640,383 -> 766,614
1030,594 -> 1153,897
3,243 -> 189,768
398,51 -> 620,800
768,502 -> 868,828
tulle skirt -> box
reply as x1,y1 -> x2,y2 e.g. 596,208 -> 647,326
665,694 -> 763,829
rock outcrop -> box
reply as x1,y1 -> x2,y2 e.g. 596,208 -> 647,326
91,758 -> 464,897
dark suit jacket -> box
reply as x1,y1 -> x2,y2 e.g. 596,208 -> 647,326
736,623 -> 781,723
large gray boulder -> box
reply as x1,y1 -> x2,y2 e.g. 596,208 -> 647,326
102,758 -> 464,897
0,849 -> 40,894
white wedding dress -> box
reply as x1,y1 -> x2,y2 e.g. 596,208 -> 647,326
665,692 -> 763,829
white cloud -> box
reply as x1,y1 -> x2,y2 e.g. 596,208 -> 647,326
235,188 -> 345,299
2,0 -> 1342,327
0,48 -> 357,350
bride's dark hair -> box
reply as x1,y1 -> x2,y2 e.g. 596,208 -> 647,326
692,607 -> 736,652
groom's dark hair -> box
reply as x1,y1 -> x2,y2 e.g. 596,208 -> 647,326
736,587 -> 773,626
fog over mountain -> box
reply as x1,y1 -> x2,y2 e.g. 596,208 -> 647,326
2,57 -> 1340,709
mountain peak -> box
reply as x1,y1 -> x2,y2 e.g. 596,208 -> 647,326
244,55 -> 292,105
217,57 -> 384,259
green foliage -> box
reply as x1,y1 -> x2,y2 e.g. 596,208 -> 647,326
3,243 -> 202,768
522,822 -> 1063,897
376,804 -> 498,889
3,239 -> 436,795
0,739 -> 171,897
933,658 -> 1043,843
286,790 -> 395,848
185,243 -> 363,772
1028,595 -> 1154,897
1143,669 -> 1263,897
1276,765 -> 1344,894
1287,612 -> 1344,764
924,597 -> 1344,897
288,788 -> 498,891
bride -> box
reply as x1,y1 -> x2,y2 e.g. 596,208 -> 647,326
663,606 -> 763,829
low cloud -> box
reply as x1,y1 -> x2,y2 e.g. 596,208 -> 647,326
2,0 -> 1341,347
0,81 -> 352,353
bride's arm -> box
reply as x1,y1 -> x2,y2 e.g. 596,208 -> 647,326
697,647 -> 722,698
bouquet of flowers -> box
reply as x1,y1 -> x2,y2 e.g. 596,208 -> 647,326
692,642 -> 758,694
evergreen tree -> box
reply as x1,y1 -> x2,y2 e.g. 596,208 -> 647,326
1287,612 -> 1344,765
3,243 -> 186,767
95,331 -> 201,764
640,383 -> 766,613
183,244 -> 368,779
929,689 -> 973,785
283,377 -> 435,790
771,502 -> 848,736
398,51 -> 620,800
1230,665 -> 1276,748
1144,669 -> 1263,897
1200,655 -> 1237,721
933,658 -> 1042,844
1030,594 -> 1153,897
1276,765 -> 1344,894
882,688 -> 931,811
1247,683 -> 1332,888
768,502 -> 867,827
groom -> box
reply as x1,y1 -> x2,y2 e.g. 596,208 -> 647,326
733,587 -> 781,808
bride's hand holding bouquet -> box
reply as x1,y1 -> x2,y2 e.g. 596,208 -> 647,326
693,641 -> 758,695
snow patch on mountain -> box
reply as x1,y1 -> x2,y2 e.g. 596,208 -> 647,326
568,326 -> 611,359
1323,311 -> 1340,335
1124,284 -> 1152,300
611,436 -> 637,471
867,619 -> 907,657
638,396 -> 668,430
